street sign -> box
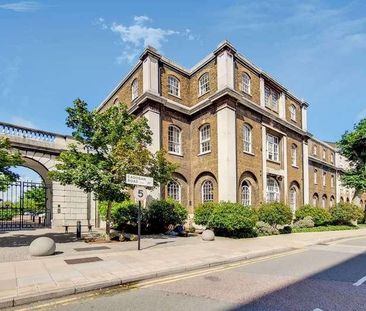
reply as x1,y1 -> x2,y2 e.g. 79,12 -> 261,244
126,174 -> 154,187
133,186 -> 148,202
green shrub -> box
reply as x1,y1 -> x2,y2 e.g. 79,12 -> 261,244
295,205 -> 332,226
207,202 -> 258,238
255,221 -> 279,236
257,202 -> 293,227
330,203 -> 364,225
293,216 -> 315,228
194,202 -> 216,226
279,225 -> 292,234
147,198 -> 188,233
99,201 -> 139,230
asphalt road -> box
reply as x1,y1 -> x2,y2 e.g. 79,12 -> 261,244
11,236 -> 366,311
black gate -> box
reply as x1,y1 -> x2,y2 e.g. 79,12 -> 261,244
0,181 -> 48,231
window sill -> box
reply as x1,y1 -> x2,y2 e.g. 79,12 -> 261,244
198,151 -> 211,156
168,92 -> 181,99
198,91 -> 209,98
243,151 -> 255,157
168,151 -> 183,157
292,165 -> 299,169
242,90 -> 252,97
267,158 -> 281,165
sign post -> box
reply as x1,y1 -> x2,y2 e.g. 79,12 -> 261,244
127,175 -> 153,251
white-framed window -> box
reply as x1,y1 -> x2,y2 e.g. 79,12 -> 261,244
314,169 -> 318,184
322,195 -> 327,208
322,172 -> 326,187
290,187 -> 297,212
266,177 -> 280,202
242,73 -> 251,94
198,73 -> 209,96
131,79 -> 138,101
313,194 -> 319,206
264,85 -> 279,111
200,124 -> 211,154
168,76 -> 180,97
331,175 -> 335,188
313,145 -> 318,156
168,125 -> 181,155
243,124 -> 252,153
202,180 -> 213,202
167,181 -> 181,202
290,104 -> 296,121
241,180 -> 251,206
266,134 -> 279,162
291,144 -> 297,167
323,148 -> 326,160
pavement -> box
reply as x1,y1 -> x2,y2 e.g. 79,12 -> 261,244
1,228 -> 366,309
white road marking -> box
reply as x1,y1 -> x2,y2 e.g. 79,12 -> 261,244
353,275 -> 366,286
313,309 -> 323,311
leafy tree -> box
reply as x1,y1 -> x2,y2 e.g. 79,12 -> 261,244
0,137 -> 23,191
50,99 -> 177,237
337,118 -> 366,194
24,187 -> 46,213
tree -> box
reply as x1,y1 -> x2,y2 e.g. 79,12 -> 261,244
24,187 -> 46,213
0,137 -> 23,191
50,99 -> 177,237
337,118 -> 366,195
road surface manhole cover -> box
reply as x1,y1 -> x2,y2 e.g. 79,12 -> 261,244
65,257 -> 103,265
74,246 -> 110,252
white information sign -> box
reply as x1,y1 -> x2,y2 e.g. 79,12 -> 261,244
126,174 -> 154,187
133,186 -> 148,202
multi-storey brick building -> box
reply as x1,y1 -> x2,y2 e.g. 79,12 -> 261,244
97,41 -> 366,215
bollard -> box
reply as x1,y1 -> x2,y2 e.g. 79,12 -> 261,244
76,221 -> 81,239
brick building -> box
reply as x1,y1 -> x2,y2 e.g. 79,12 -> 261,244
97,41 -> 366,215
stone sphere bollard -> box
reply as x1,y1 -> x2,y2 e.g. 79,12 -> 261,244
29,237 -> 56,256
201,229 -> 215,241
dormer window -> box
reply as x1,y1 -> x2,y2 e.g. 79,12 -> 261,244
198,73 -> 209,96
168,76 -> 180,97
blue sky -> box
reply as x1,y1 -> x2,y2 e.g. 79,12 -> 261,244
1,0 -> 366,145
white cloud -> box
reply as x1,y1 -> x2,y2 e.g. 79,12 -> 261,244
9,116 -> 35,128
0,1 -> 41,12
97,16 -> 182,64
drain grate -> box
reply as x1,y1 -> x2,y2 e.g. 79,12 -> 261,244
65,257 -> 103,265
74,246 -> 110,252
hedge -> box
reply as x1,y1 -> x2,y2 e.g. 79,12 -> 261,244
257,202 -> 293,227
330,203 -> 364,225
295,205 -> 332,226
193,202 -> 216,226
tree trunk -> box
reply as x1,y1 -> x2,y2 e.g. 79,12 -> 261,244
105,200 -> 112,240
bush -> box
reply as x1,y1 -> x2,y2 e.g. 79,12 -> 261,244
255,221 -> 279,236
99,201 -> 139,230
295,205 -> 331,226
293,216 -> 315,228
330,203 -> 364,225
207,202 -> 258,238
194,202 -> 216,226
279,225 -> 292,234
147,198 -> 188,233
257,202 -> 293,227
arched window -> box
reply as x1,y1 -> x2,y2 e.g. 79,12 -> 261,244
290,105 -> 296,121
168,76 -> 180,97
330,196 -> 335,208
314,169 -> 318,184
113,98 -> 119,106
331,175 -> 335,188
198,73 -> 209,96
313,145 -> 318,156
167,181 -> 181,202
290,187 -> 297,212
241,180 -> 251,206
291,144 -> 297,167
168,125 -> 181,155
313,193 -> 319,207
340,196 -> 344,202
200,124 -> 211,154
322,195 -> 327,208
243,124 -> 252,153
242,73 -> 251,94
131,79 -> 138,100
346,197 -> 350,203
266,177 -> 280,202
322,171 -> 326,186
202,180 -> 213,202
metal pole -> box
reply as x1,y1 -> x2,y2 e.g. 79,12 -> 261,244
138,200 -> 141,250
76,220 -> 81,239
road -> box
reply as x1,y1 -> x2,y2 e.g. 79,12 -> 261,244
10,236 -> 366,311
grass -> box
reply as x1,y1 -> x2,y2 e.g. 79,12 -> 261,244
292,225 -> 359,233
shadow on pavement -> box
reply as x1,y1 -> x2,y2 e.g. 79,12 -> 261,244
0,232 -> 78,247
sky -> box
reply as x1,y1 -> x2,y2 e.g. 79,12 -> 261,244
1,0 -> 366,145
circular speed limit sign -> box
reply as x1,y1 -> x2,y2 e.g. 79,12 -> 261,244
133,186 -> 147,201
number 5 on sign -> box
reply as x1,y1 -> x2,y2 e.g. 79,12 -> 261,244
133,186 -> 147,201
